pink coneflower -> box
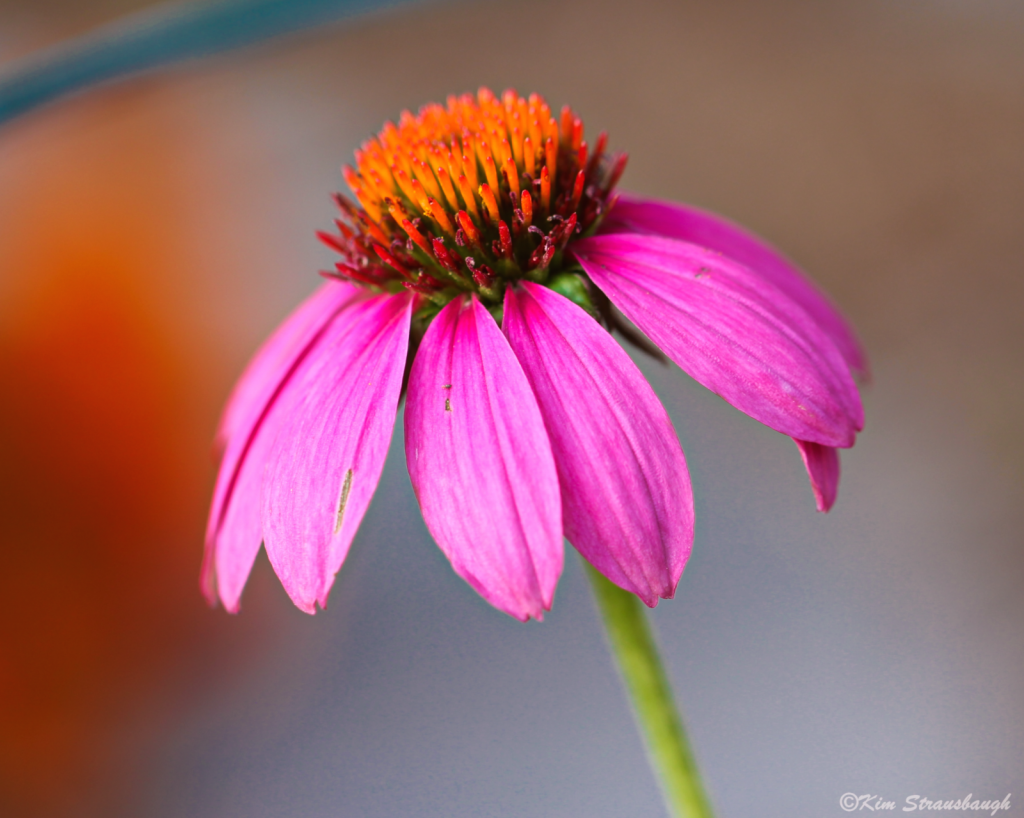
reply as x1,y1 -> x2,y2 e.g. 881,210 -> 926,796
202,88 -> 864,622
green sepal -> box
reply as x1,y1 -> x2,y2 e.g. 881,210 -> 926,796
547,271 -> 596,317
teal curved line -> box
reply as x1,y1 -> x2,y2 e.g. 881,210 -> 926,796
0,0 -> 418,128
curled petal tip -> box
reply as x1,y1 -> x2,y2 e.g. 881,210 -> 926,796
795,438 -> 841,513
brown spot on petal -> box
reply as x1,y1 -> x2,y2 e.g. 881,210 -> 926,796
334,469 -> 354,535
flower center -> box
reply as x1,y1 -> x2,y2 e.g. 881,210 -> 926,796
317,87 -> 626,319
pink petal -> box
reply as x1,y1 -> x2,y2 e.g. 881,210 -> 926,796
260,293 -> 413,614
214,281 -> 359,449
210,291 -> 374,613
212,420 -> 279,612
404,295 -> 563,621
202,281 -> 362,607
502,283 -> 693,606
795,439 -> 840,513
573,233 -> 863,447
602,195 -> 868,377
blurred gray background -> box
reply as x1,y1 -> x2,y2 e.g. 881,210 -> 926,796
1,0 -> 1022,816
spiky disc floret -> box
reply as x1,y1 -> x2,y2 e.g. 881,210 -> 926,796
317,88 -> 627,317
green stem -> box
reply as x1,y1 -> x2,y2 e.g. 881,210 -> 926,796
584,561 -> 715,818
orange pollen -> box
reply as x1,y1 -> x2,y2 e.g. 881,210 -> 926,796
425,198 -> 455,236
457,211 -> 481,245
413,158 -> 442,202
503,156 -> 520,198
571,118 -> 584,152
521,190 -> 533,228
462,152 -> 478,189
479,184 -> 500,223
322,87 -> 627,304
354,188 -> 381,223
342,164 -> 360,187
560,106 -> 574,143
483,153 -> 499,193
510,127 -> 524,166
392,167 -> 416,202
457,175 -> 479,220
436,166 -> 460,211
409,178 -> 429,210
528,118 -> 542,153
523,137 -> 536,177
397,215 -> 433,257
570,170 -> 585,211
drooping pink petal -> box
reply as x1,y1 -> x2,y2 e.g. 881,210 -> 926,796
502,282 -> 693,606
202,281 -> 362,607
260,293 -> 413,614
795,439 -> 841,513
573,233 -> 863,447
210,290 -> 377,613
214,281 -> 360,449
405,295 -> 563,621
601,195 -> 869,377
212,419 -> 279,612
